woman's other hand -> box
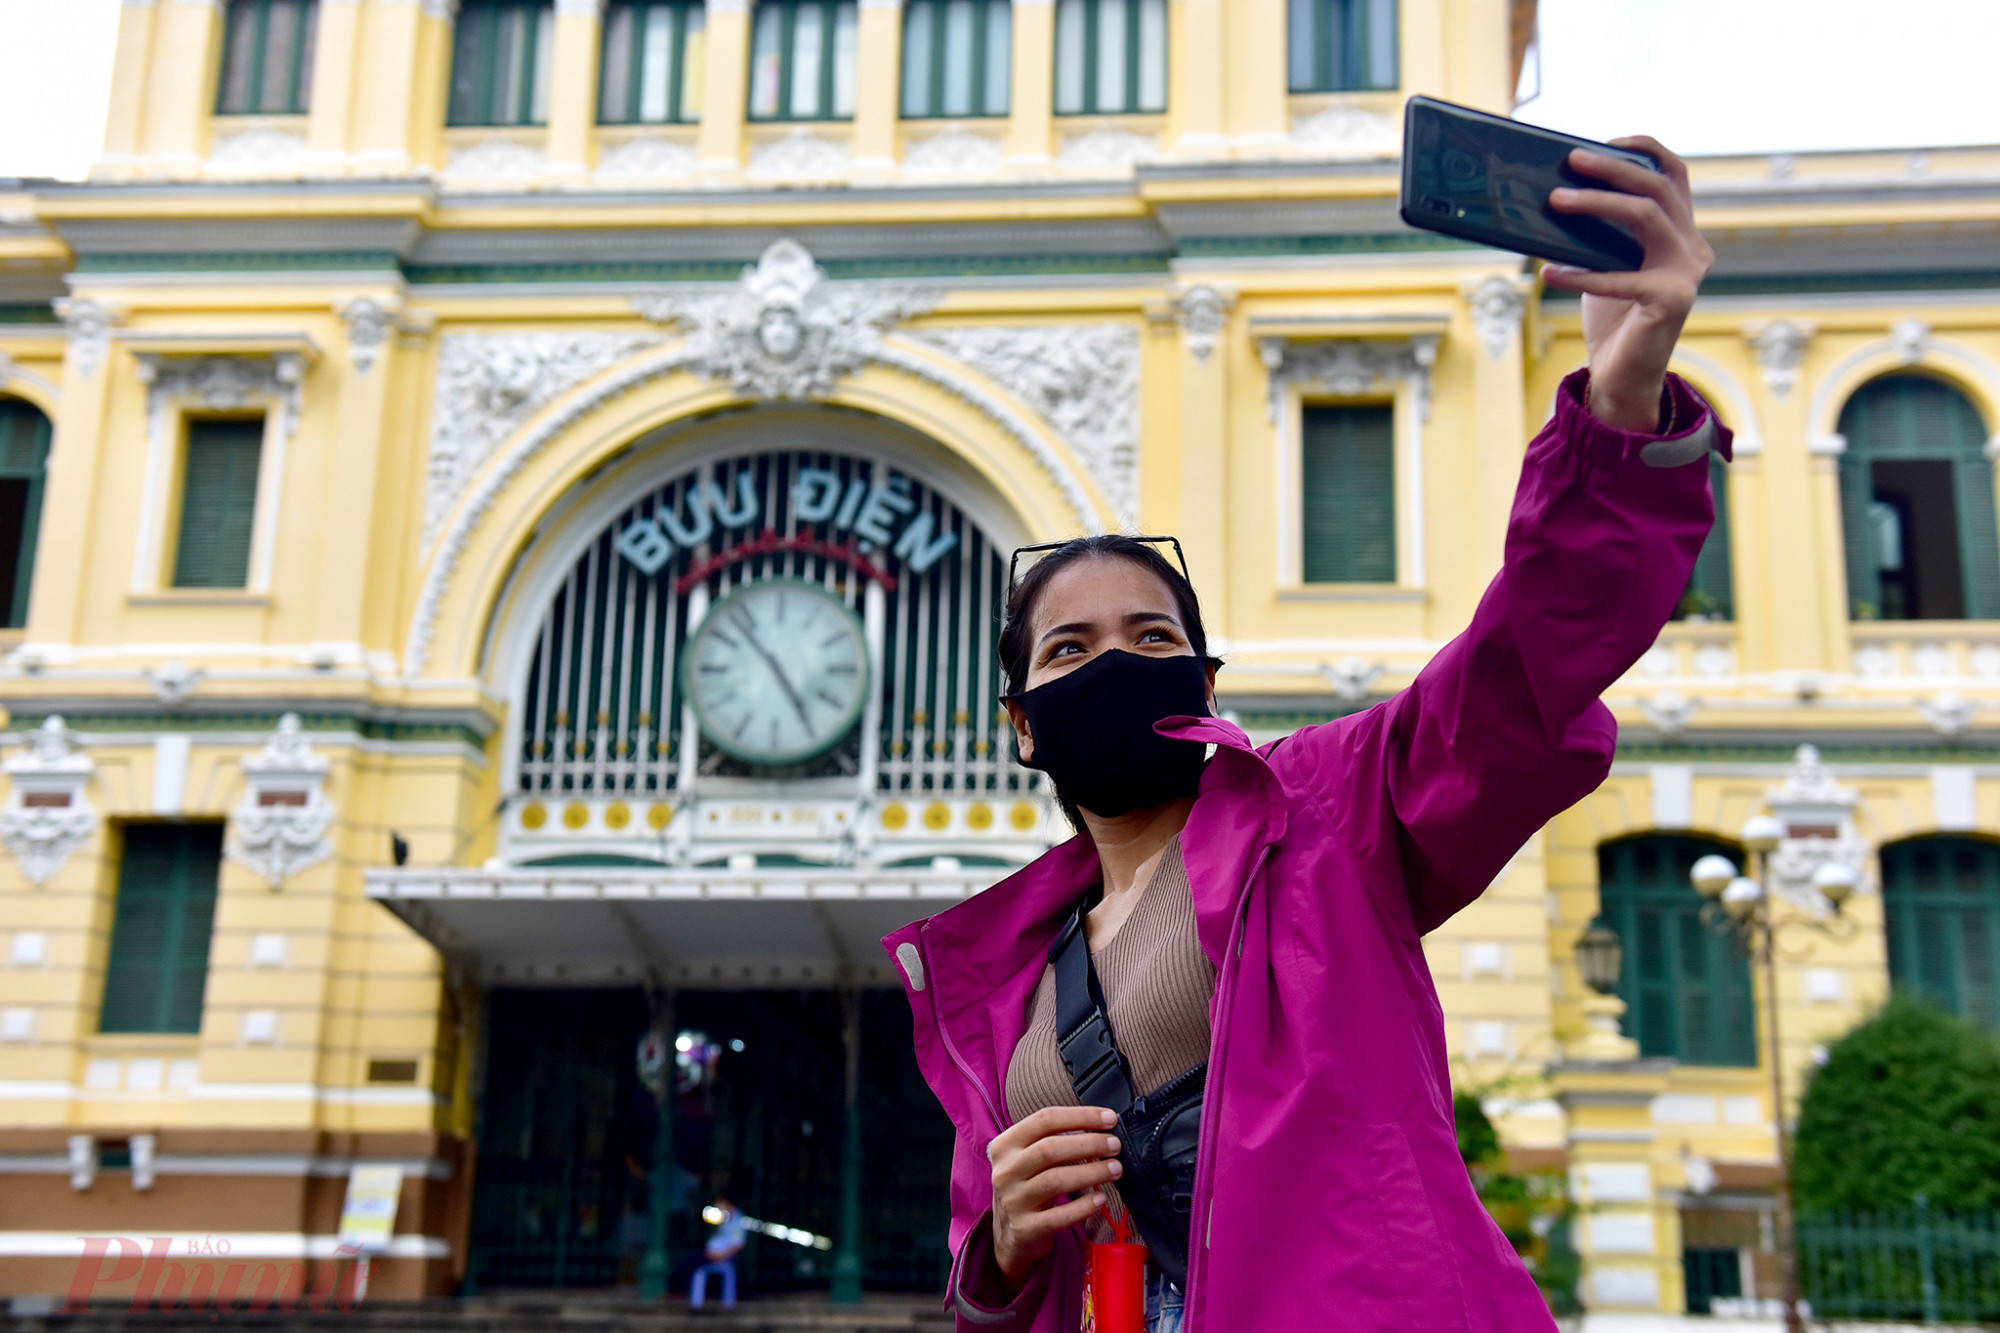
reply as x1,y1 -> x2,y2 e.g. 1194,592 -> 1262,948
1543,136 -> 1714,432
987,1106 -> 1123,1289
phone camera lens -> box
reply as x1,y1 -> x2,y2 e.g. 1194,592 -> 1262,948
1424,197 -> 1451,215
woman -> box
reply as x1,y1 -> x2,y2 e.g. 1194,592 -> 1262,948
884,140 -> 1725,1332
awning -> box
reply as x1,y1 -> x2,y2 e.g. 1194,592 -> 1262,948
364,866 -> 1000,988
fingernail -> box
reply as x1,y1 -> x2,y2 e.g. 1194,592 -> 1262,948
1105,1137 -> 1121,1154
1091,1193 -> 1107,1207
1099,1110 -> 1117,1127
1550,188 -> 1574,203
1106,1161 -> 1124,1179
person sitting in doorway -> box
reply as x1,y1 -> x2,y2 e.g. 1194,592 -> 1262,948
689,1184 -> 747,1311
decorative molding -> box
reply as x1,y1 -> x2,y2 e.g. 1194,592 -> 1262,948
901,126 -> 1005,175
634,239 -> 937,402
1056,125 -> 1159,171
1465,277 -> 1526,360
137,353 -> 306,442
1764,744 -> 1867,909
226,714 -> 334,887
1639,689 -> 1698,735
1743,319 -> 1815,398
746,129 -> 851,178
595,136 -> 697,180
145,660 -> 204,705
56,300 -> 114,380
1920,690 -> 1976,737
338,298 -> 396,375
1173,284 -> 1233,365
1259,334 -> 1440,424
1320,657 -> 1384,702
0,352 -> 59,407
1289,101 -> 1398,159
0,719 -> 97,887
425,331 -> 660,548
907,323 -> 1140,525
442,137 -> 545,187
207,127 -> 308,177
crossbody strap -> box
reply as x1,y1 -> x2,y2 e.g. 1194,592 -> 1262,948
1049,893 -> 1134,1119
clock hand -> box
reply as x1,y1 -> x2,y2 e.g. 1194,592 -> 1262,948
736,621 -> 816,731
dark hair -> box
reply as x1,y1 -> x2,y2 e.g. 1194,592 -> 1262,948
999,535 -> 1215,698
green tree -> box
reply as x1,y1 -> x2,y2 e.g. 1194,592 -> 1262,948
1792,994 -> 2000,1215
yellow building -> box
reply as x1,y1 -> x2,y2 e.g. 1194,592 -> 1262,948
0,0 -> 1996,1315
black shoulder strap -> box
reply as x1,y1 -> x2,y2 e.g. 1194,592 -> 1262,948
1049,894 -> 1134,1118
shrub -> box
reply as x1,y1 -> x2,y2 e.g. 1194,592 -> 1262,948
1791,994 -> 2000,1215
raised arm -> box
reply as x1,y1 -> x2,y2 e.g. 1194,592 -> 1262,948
1279,138 -> 1724,934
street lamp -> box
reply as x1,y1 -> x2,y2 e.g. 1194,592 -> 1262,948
1689,815 -> 1859,1333
1574,922 -> 1623,995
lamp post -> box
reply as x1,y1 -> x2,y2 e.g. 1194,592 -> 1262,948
1689,821 -> 1860,1333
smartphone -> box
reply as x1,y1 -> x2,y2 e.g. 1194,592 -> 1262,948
1399,95 -> 1663,272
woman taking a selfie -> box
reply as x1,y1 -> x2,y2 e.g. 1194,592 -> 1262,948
884,139 -> 1724,1333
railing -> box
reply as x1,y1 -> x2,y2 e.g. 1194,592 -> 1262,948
1849,622 -> 2000,684
1798,1201 -> 2000,1323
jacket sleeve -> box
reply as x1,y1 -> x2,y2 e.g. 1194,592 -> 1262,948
943,1134 -> 1088,1329
1279,369 -> 1730,935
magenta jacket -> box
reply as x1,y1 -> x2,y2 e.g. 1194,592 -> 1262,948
883,370 -> 1730,1333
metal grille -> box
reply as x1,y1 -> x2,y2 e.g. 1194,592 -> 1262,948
516,448 -> 1034,799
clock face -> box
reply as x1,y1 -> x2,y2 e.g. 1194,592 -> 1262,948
682,579 -> 871,766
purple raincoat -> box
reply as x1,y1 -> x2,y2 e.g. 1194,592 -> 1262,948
883,370 -> 1730,1332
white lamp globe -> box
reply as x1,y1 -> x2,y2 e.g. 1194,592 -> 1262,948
1722,876 -> 1763,919
1690,854 -> 1738,898
1741,815 -> 1784,853
1812,861 -> 1860,909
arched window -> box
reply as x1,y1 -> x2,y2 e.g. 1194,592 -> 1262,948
1596,835 -> 1757,1066
1838,374 -> 2000,621
1675,450 -> 1733,621
0,397 -> 51,629
1880,835 -> 2000,1030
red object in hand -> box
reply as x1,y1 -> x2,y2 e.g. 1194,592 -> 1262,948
1088,1206 -> 1148,1333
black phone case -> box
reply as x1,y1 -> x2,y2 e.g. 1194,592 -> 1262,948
1398,95 -> 1661,272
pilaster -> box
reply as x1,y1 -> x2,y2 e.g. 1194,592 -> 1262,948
1005,0 -> 1054,170
695,0 -> 752,182
1230,0 -> 1287,148
99,0 -> 161,174
850,0 -> 904,178
354,0 -> 429,173
28,303 -> 120,649
546,0 -> 608,178
1169,0 -> 1224,159
315,301 -> 401,647
1174,286 -> 1232,600
1553,1060 -> 1684,1316
305,0 -> 365,171
141,0 -> 228,172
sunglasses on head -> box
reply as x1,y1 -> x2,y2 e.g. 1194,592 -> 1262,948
1006,535 -> 1192,598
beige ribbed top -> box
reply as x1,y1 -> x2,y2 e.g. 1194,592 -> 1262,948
1005,838 -> 1216,1123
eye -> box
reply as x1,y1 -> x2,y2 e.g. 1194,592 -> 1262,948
1043,640 -> 1084,662
1139,629 -> 1171,644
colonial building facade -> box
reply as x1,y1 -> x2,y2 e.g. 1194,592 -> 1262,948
0,0 -> 1996,1315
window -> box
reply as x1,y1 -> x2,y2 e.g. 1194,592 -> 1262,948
1839,374 -> 2000,621
0,399 -> 50,629
1287,0 -> 1397,93
903,0 -> 1011,119
748,1 -> 859,122
1675,453 -> 1734,620
1300,404 -> 1395,583
449,0 -> 555,127
599,1 -> 705,125
1053,0 -> 1166,116
99,824 -> 225,1035
1596,835 -> 1757,1067
217,0 -> 319,115
1881,836 -> 2000,1030
173,419 -> 264,590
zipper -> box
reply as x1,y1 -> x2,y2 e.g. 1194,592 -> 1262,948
1180,843 -> 1272,1331
921,922 -> 1007,1134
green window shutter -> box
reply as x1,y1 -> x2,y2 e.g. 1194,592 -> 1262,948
1881,836 -> 2000,1030
1597,836 -> 1758,1067
1288,0 -> 1398,94
1678,453 -> 1734,620
1839,374 -> 1999,621
173,419 -> 264,589
0,399 -> 51,629
1300,404 -> 1395,583
903,0 -> 1012,119
599,1 -> 702,125
217,0 -> 319,115
100,824 -> 225,1035
450,1 -> 554,126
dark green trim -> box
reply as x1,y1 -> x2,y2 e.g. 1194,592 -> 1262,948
0,712 -> 489,749
1176,232 -> 1466,257
406,250 -> 1173,284
72,251 -> 403,274
1538,270 -> 2000,301
0,303 -> 59,325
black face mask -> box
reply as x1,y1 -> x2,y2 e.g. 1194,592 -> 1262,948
1009,650 -> 1212,819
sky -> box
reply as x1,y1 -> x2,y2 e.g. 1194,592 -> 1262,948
0,0 -> 1995,182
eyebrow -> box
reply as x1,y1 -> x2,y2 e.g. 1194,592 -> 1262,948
1036,611 -> 1181,649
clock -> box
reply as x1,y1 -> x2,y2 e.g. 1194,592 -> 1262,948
681,578 -> 871,766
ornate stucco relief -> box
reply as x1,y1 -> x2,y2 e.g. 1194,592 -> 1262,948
1260,335 -> 1441,424
226,713 -> 335,887
0,718 -> 97,887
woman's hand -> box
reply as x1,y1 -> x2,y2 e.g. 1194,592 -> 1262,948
1543,136 -> 1714,432
987,1106 -> 1123,1289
